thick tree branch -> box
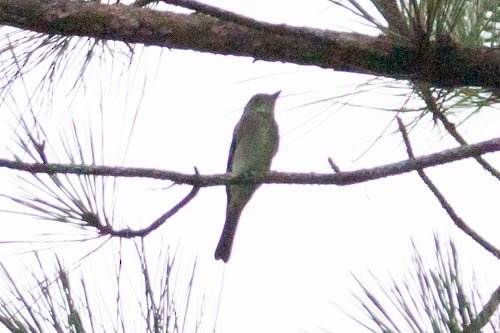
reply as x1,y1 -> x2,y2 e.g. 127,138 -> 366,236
0,0 -> 499,88
0,137 -> 499,186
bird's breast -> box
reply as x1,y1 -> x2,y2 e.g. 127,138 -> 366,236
231,117 -> 279,174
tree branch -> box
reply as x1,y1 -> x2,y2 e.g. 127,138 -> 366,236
0,137 -> 499,186
415,82 -> 500,180
0,0 -> 499,88
396,118 -> 500,260
463,285 -> 500,333
97,183 -> 200,238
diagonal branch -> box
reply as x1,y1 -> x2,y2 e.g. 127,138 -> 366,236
463,285 -> 500,333
140,0 -> 277,32
415,83 -> 500,180
1,137 -> 500,186
96,183 -> 200,238
396,118 -> 500,260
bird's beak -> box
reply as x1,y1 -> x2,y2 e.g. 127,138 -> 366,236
272,90 -> 281,98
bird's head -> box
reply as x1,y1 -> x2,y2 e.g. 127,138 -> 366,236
244,91 -> 280,115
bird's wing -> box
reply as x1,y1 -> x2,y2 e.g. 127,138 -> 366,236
226,115 -> 256,172
226,123 -> 239,173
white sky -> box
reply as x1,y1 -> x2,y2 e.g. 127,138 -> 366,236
0,1 -> 498,332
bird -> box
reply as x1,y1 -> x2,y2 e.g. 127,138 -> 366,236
214,91 -> 281,263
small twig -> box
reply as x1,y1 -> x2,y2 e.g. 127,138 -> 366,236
159,0 -> 277,31
396,117 -> 500,260
151,0 -> 328,42
328,157 -> 341,173
135,0 -> 289,35
133,0 -> 159,7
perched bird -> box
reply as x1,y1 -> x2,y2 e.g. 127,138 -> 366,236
215,91 -> 281,263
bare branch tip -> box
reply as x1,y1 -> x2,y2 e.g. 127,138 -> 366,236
328,157 -> 341,173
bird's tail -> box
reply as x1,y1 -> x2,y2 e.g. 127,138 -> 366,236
215,185 -> 256,263
214,213 -> 239,263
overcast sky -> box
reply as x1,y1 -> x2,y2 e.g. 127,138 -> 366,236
0,1 -> 498,332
